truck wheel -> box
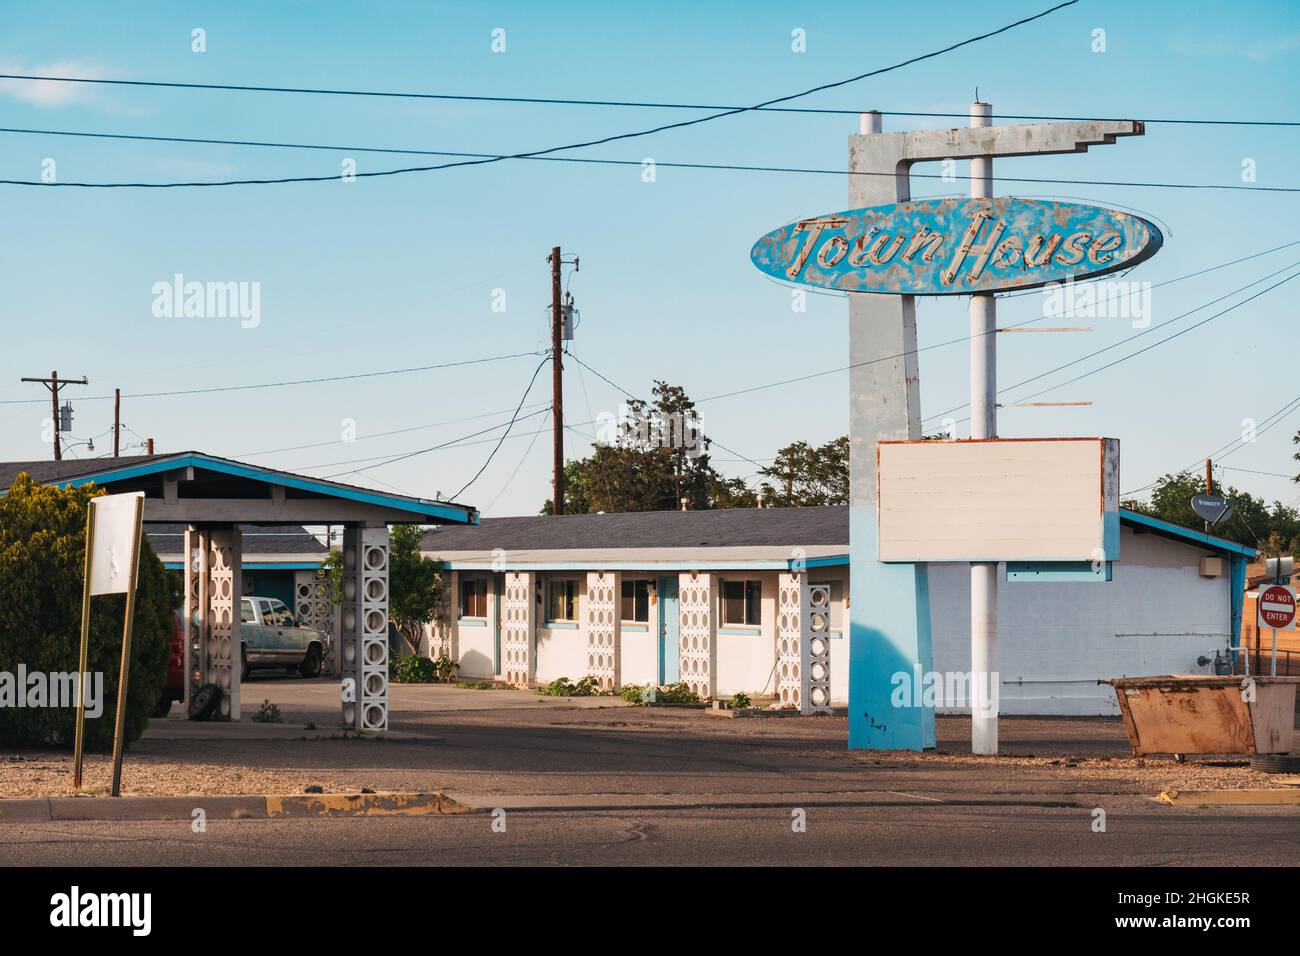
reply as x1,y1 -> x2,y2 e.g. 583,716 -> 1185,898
240,644 -> 250,681
299,645 -> 322,678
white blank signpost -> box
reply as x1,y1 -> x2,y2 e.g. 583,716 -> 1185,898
877,438 -> 1121,563
73,491 -> 146,795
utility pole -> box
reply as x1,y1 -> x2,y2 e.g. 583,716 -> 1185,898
114,388 -> 121,457
550,246 -> 564,514
146,438 -> 154,456
1204,458 -> 1213,532
546,246 -> 579,514
20,370 -> 88,460
968,101 -> 999,757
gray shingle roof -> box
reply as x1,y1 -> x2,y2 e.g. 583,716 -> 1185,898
0,455 -> 158,489
144,523 -> 327,556
422,505 -> 848,552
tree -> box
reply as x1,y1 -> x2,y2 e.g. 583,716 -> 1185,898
542,381 -> 758,513
1122,471 -> 1300,553
322,525 -> 444,657
758,436 -> 849,506
0,473 -> 173,750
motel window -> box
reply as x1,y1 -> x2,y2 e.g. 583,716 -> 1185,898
547,578 -> 580,623
621,579 -> 650,623
460,577 -> 488,618
722,579 -> 762,627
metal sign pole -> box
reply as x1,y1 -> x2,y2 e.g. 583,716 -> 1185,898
969,100 -> 999,756
72,506 -> 96,789
109,496 -> 145,798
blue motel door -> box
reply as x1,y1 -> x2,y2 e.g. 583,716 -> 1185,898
657,576 -> 679,685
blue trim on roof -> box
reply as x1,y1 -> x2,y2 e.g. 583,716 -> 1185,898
440,554 -> 850,573
50,452 -> 477,525
163,561 -> 324,571
1120,509 -> 1257,558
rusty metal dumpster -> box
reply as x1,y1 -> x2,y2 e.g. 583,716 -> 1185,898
1104,676 -> 1298,757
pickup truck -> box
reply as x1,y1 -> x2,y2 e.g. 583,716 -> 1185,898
239,596 -> 330,679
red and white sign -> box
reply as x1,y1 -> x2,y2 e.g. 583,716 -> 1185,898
1257,584 -> 1297,630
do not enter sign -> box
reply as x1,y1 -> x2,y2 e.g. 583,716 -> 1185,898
1257,584 -> 1297,630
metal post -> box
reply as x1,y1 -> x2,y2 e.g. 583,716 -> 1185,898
110,495 -> 145,797
72,506 -> 96,789
969,101 -> 999,756
550,246 -> 565,515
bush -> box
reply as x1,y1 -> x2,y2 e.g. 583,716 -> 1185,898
618,682 -> 701,705
0,474 -> 173,750
431,655 -> 458,683
392,655 -> 436,683
455,680 -> 495,690
540,676 -> 605,697
251,700 -> 282,723
730,692 -> 752,710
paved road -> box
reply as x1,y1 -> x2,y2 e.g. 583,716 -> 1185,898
3,803 -> 1297,866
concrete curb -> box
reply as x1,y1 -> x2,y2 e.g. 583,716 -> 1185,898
0,791 -> 466,821
1157,788 -> 1300,806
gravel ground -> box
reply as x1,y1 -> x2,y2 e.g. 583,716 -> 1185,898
0,752 -> 348,798
2,704 -> 1296,800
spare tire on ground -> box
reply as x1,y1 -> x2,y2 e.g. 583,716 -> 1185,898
187,683 -> 222,721
1249,753 -> 1300,774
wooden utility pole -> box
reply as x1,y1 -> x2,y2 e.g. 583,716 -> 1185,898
113,388 -> 121,457
549,246 -> 565,515
1205,458 -> 1213,495
20,370 -> 88,460
146,438 -> 154,455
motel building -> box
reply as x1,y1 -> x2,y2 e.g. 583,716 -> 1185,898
1,454 -> 1254,720
416,505 -> 1255,717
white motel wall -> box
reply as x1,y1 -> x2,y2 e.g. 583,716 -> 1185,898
414,507 -> 1253,717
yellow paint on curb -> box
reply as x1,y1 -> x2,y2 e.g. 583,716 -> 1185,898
265,791 -> 469,817
1157,788 -> 1300,806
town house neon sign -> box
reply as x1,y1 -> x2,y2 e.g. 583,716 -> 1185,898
750,197 -> 1163,295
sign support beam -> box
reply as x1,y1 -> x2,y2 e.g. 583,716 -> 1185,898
969,101 -> 999,755
844,111 -> 1144,753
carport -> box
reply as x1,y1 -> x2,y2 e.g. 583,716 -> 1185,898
1,451 -> 478,733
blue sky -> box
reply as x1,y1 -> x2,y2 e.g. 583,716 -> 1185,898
0,0 -> 1297,516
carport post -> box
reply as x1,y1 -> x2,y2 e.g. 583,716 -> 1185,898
339,524 -> 390,733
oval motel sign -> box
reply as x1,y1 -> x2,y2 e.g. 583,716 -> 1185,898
750,197 -> 1162,295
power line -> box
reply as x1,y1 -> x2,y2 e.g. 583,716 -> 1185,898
3,125 -> 1299,193
0,350 -> 542,405
1123,394 -> 1300,497
235,400 -> 551,458
924,257 -> 1300,423
1000,267 -> 1300,410
0,2 -> 1077,189
446,355 -> 553,499
2,66 -> 1295,127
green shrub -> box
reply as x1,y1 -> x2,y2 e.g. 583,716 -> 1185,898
431,655 -> 458,683
392,655 -> 436,683
618,682 -> 700,705
251,699 -> 282,723
455,680 -> 494,690
0,474 -> 172,750
540,675 -> 605,697
730,692 -> 752,710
